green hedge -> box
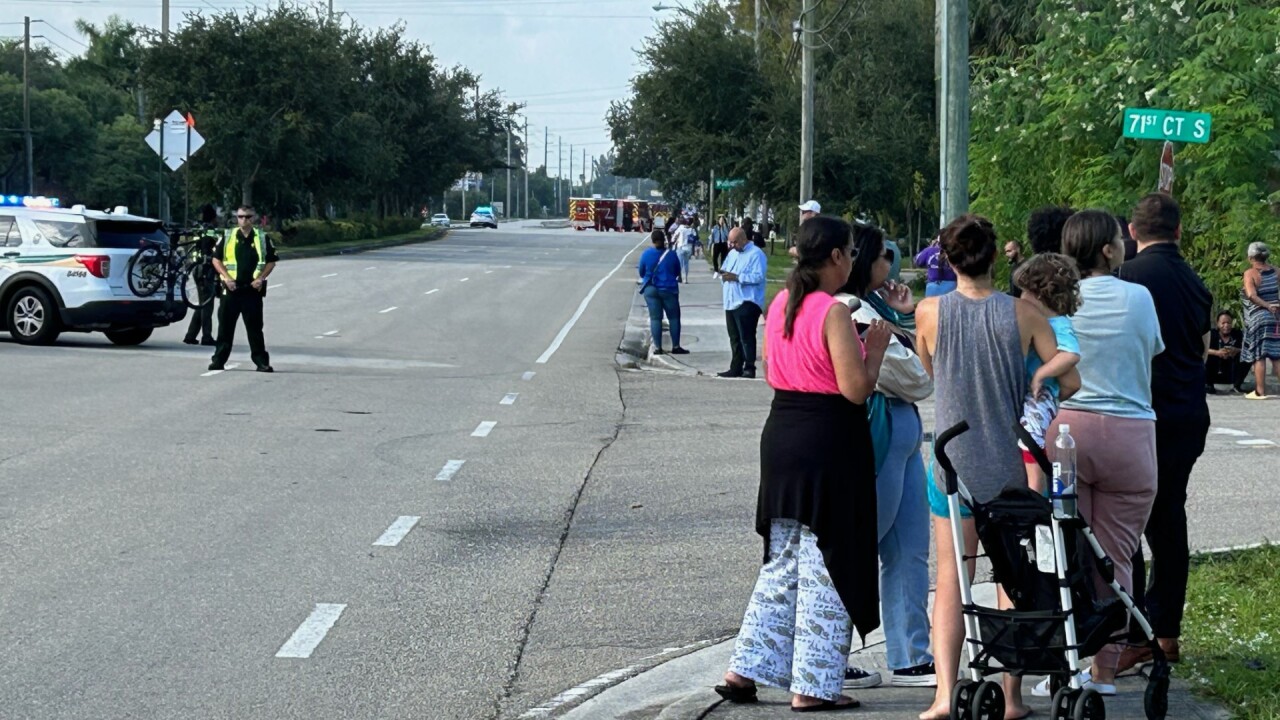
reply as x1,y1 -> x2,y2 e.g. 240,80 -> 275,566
281,217 -> 424,247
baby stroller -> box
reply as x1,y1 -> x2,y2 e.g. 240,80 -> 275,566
933,421 -> 1171,720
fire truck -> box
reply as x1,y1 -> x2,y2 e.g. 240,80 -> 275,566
569,197 -> 652,232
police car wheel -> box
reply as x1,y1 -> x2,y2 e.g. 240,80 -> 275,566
103,328 -> 153,346
7,285 -> 61,345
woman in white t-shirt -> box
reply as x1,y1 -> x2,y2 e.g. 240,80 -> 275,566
1037,210 -> 1164,697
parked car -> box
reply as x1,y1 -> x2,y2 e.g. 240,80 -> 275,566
0,197 -> 185,345
469,209 -> 497,229
428,213 -> 451,228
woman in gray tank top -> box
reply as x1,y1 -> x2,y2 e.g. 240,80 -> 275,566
915,215 -> 1067,720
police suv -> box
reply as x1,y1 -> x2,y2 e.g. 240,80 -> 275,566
0,196 -> 186,346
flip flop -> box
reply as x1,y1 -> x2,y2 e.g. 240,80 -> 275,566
791,697 -> 861,713
713,683 -> 758,704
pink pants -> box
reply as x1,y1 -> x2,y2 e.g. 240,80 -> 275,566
1048,409 -> 1157,674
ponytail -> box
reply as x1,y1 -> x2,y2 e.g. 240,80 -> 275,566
784,264 -> 821,339
783,215 -> 853,339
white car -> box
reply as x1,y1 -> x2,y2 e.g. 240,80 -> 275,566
429,213 -> 451,228
0,197 -> 185,345
469,210 -> 497,229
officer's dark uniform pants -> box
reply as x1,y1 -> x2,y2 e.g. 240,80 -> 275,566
184,277 -> 216,343
211,288 -> 270,368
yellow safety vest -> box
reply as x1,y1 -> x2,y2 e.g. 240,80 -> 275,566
223,228 -> 267,280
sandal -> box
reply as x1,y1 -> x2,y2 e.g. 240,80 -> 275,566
792,696 -> 861,713
713,682 -> 758,704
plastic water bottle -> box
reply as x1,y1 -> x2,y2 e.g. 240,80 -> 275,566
1051,425 -> 1078,519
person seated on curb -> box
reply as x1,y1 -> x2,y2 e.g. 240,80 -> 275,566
1206,310 -> 1247,394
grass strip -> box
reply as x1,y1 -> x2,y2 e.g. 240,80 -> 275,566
1182,544 -> 1280,720
276,226 -> 447,259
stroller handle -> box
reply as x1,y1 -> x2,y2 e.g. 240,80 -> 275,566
1013,423 -> 1054,475
934,421 -> 969,494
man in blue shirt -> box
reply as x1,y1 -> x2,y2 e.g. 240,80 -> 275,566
637,230 -> 688,355
718,227 -> 768,378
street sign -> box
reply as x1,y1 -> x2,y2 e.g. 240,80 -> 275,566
1158,141 -> 1175,194
1122,107 -> 1212,144
145,110 -> 205,170
714,178 -> 745,190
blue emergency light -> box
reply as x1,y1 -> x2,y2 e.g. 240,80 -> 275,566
1,195 -> 61,208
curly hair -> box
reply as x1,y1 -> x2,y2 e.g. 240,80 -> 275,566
1027,206 -> 1075,255
1013,252 -> 1082,317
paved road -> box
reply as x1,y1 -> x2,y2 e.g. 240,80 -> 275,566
2,222 -> 1275,720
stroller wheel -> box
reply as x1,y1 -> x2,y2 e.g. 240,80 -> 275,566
969,680 -> 1005,720
1070,687 -> 1106,720
1050,687 -> 1074,720
1144,665 -> 1170,720
950,679 -> 977,720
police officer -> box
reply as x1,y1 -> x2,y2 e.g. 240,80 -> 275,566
183,225 -> 219,346
208,205 -> 278,372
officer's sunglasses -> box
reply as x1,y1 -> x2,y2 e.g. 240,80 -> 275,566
236,214 -> 255,220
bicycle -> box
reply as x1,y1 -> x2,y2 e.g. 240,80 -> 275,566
126,227 -> 218,310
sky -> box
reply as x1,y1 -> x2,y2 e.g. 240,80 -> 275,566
2,0 -> 670,179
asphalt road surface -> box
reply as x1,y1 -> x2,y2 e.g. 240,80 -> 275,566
1,223 -> 1275,719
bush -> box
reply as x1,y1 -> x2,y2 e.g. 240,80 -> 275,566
281,217 -> 426,247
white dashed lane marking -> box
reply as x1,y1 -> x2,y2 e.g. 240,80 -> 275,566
484,270 -> 493,274
1210,427 -> 1250,437
471,421 -> 497,438
324,330 -> 339,336
435,459 -> 466,482
201,362 -> 241,377
460,277 -> 470,282
275,604 -> 346,659
1237,438 -> 1277,447
372,516 -> 420,547
500,393 -> 519,406
425,289 -> 439,295
522,371 -> 536,381
364,266 -> 377,271
378,306 -> 398,314
321,273 -> 338,278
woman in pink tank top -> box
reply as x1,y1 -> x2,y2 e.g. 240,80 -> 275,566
718,216 -> 892,711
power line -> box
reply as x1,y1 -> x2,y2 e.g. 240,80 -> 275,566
34,19 -> 88,49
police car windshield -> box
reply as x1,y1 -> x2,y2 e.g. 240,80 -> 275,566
93,220 -> 168,249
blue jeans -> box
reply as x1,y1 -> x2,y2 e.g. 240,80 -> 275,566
877,403 -> 933,670
642,286 -> 681,349
924,280 -> 956,297
676,247 -> 692,281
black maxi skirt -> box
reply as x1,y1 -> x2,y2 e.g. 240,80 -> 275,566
756,389 -> 880,641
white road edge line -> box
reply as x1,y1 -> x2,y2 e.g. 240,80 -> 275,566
275,603 -> 347,659
372,516 -> 421,547
522,371 -> 536,381
536,239 -> 646,365
1237,438 -> 1277,446
200,362 -> 241,377
425,289 -> 440,295
500,393 -> 519,405
435,459 -> 466,482
471,421 -> 497,438
379,306 -> 398,314
322,273 -> 338,278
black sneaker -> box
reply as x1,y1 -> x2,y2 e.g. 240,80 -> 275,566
742,370 -> 756,379
843,667 -> 882,689
207,363 -> 225,371
653,348 -> 666,355
670,347 -> 690,355
717,370 -> 743,378
256,365 -> 274,373
183,337 -> 199,345
890,662 -> 937,687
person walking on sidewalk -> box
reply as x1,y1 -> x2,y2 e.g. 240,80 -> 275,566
711,216 -> 731,272
636,229 -> 688,356
718,228 -> 768,378
835,224 -> 938,691
716,215 -> 891,712
672,220 -> 694,283
1117,193 -> 1212,672
208,205 -> 278,373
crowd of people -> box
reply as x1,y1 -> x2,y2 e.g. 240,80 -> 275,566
712,193 -> 1244,717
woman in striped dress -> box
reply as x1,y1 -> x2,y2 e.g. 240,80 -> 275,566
1241,242 -> 1280,399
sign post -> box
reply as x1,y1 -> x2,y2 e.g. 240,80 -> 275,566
1157,141 -> 1175,195
1122,107 -> 1212,197
145,109 -> 206,223
714,178 -> 745,190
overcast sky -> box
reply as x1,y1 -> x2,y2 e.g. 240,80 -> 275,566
4,0 -> 666,175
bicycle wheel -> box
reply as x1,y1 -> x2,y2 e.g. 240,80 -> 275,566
127,247 -> 165,298
181,268 -> 214,310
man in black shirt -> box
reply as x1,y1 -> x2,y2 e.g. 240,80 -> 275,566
209,205 -> 279,372
1116,193 -> 1211,668
1205,311 -> 1247,393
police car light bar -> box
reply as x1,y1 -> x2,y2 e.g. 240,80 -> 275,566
1,195 -> 61,208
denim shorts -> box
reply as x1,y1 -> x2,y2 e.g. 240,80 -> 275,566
925,464 -> 973,519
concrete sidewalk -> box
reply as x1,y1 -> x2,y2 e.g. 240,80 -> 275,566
618,253 -> 770,379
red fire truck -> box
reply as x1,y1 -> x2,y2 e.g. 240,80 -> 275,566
569,197 -> 652,232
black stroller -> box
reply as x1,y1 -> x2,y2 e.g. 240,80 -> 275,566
933,421 -> 1171,720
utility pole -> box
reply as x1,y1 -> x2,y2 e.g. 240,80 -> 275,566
162,0 -> 170,41
709,169 -> 716,224
505,118 -> 512,221
582,147 -> 587,195
754,0 -> 762,60
798,0 -> 816,205
557,136 -> 563,212
329,0 -> 334,19
524,118 -> 530,219
938,0 -> 970,224
22,16 -> 33,194
569,144 -> 574,199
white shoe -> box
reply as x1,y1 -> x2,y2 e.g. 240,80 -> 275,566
1032,671 -> 1090,697
1084,680 -> 1117,696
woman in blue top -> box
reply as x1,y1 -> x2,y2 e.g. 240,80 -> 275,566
637,229 -> 688,355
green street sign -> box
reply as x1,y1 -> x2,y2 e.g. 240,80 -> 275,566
714,178 -> 745,190
1122,108 -> 1212,144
